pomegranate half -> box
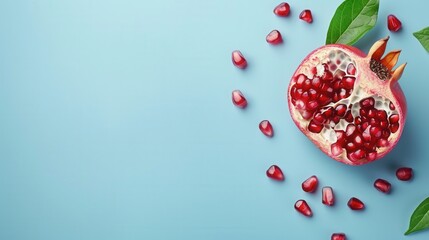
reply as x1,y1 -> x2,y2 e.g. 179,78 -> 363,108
287,37 -> 407,165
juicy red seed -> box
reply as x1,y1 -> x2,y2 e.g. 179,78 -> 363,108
341,77 -> 355,89
335,104 -> 347,117
344,110 -> 353,122
390,123 -> 399,133
299,9 -> 313,23
232,50 -> 247,69
311,77 -> 322,89
232,90 -> 247,108
273,2 -> 291,17
377,110 -> 388,120
308,120 -> 323,133
331,143 -> 343,156
360,97 -> 375,108
307,100 -> 319,111
366,152 -> 377,161
322,69 -> 334,81
389,102 -> 396,110
396,167 -> 413,181
266,165 -> 284,181
370,126 -> 382,138
302,175 -> 318,193
348,197 -> 365,210
389,114 -> 399,124
294,200 -> 312,217
259,120 -> 274,137
266,30 -> 283,45
388,14 -> 402,32
376,138 -> 389,147
322,187 -> 335,206
349,149 -> 366,161
346,124 -> 356,136
313,113 -> 325,124
347,63 -> 356,75
374,179 -> 391,193
331,233 -> 347,240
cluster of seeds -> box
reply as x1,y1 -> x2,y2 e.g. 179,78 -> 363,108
266,165 -> 414,240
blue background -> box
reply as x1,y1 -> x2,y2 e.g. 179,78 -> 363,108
0,0 -> 428,239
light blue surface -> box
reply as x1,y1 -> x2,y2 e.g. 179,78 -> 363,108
0,0 -> 428,239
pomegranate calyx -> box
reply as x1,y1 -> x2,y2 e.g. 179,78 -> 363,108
368,36 -> 389,60
391,62 -> 407,84
380,49 -> 401,70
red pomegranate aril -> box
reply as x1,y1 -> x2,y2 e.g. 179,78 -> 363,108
396,167 -> 413,181
322,187 -> 335,206
389,102 -> 396,110
389,123 -> 399,133
388,14 -> 402,32
346,124 -> 356,136
231,50 -> 247,69
331,233 -> 347,240
299,9 -> 313,23
348,197 -> 364,210
347,63 -> 356,75
266,30 -> 283,45
377,110 -> 388,120
335,104 -> 347,117
331,143 -> 343,156
360,97 -> 375,108
370,126 -> 382,138
374,178 -> 391,193
232,90 -> 247,108
273,2 -> 290,17
389,114 -> 399,124
366,151 -> 377,161
376,138 -> 389,147
294,200 -> 312,217
341,77 -> 355,89
302,175 -> 318,193
259,120 -> 274,137
308,120 -> 323,133
266,165 -> 284,181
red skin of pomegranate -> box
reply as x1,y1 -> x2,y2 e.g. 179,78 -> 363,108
287,37 -> 407,165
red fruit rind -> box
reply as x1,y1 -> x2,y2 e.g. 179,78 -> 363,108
287,37 -> 407,165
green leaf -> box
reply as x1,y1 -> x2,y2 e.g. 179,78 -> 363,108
414,27 -> 429,53
405,197 -> 429,235
326,0 -> 379,45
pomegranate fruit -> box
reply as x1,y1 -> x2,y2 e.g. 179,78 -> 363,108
287,37 -> 407,165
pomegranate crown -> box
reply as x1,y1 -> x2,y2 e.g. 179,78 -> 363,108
367,36 -> 406,84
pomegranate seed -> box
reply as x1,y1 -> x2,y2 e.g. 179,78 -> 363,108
294,199 -> 312,217
387,14 -> 402,32
374,179 -> 391,194
335,104 -> 347,117
346,63 -> 356,75
308,120 -> 323,133
266,30 -> 283,45
389,102 -> 396,110
266,165 -> 284,181
299,9 -> 313,23
322,187 -> 335,206
231,50 -> 247,69
396,167 -> 413,181
347,197 -> 365,210
389,114 -> 399,124
273,2 -> 290,17
232,90 -> 247,108
331,233 -> 346,240
259,120 -> 274,137
360,97 -> 375,108
302,175 -> 318,193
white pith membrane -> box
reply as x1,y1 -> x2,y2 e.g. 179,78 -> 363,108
289,48 -> 401,164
